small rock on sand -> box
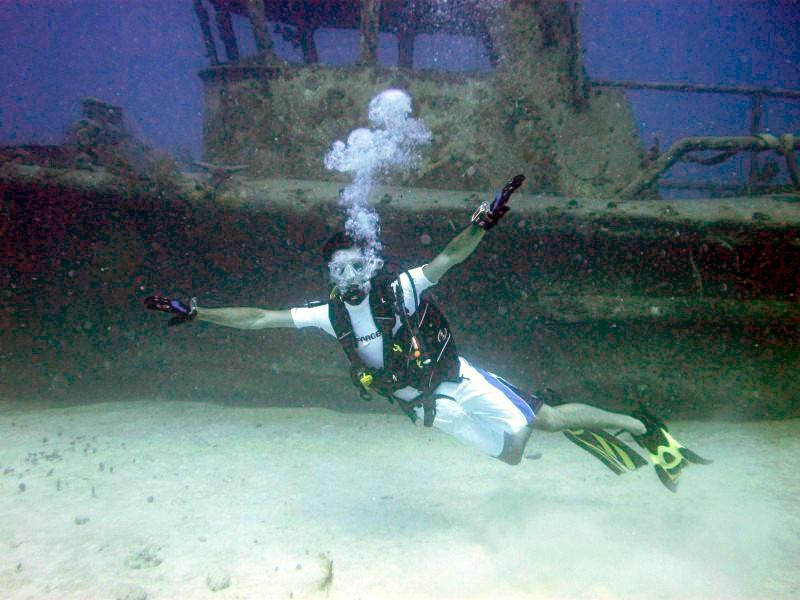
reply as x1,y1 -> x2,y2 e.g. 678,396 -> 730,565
113,583 -> 147,600
206,567 -> 231,592
124,545 -> 163,570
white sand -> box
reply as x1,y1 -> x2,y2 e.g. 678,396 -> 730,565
0,400 -> 798,600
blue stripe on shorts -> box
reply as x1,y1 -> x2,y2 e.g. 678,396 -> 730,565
472,366 -> 540,425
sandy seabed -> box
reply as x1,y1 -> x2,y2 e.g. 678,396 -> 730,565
0,400 -> 798,600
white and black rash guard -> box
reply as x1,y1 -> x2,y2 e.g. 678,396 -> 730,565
290,266 -> 435,401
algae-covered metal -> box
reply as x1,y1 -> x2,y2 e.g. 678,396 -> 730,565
197,0 -> 645,197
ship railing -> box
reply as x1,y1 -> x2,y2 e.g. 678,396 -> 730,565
591,79 -> 800,198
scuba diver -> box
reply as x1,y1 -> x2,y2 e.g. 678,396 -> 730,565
145,175 -> 711,491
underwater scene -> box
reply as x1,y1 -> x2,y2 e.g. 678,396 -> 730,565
1,1 -> 799,598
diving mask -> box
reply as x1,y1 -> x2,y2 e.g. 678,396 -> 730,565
328,249 -> 383,302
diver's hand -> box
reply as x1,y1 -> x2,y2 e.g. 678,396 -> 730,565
144,295 -> 198,326
471,174 -> 526,230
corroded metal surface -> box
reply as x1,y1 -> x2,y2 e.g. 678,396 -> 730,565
197,1 -> 644,196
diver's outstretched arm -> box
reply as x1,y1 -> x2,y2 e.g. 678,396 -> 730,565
196,306 -> 294,330
423,224 -> 485,283
145,295 -> 293,329
423,174 -> 525,284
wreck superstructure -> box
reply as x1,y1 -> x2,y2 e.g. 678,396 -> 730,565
195,0 -> 645,197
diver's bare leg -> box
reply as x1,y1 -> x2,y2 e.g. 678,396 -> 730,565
533,403 -> 646,436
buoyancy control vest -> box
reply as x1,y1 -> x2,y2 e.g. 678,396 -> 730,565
327,272 -> 461,426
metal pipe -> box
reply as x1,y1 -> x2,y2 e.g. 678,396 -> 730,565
591,79 -> 800,100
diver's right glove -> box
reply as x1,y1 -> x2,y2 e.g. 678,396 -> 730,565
144,295 -> 198,326
471,174 -> 526,230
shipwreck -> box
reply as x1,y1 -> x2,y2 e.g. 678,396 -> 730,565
1,0 -> 798,417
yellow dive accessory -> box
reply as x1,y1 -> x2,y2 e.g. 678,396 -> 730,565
358,373 -> 372,389
359,372 -> 373,389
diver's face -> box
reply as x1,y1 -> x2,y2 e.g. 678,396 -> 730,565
329,247 -> 370,287
328,247 -> 382,302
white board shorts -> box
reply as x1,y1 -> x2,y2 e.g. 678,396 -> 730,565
413,357 -> 542,458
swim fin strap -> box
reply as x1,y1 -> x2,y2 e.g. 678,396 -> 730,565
632,408 -> 713,492
563,428 -> 648,475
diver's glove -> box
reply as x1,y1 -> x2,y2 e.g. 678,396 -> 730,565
471,174 -> 526,230
144,295 -> 198,326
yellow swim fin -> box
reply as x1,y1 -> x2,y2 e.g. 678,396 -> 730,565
632,407 -> 713,492
564,428 -> 648,475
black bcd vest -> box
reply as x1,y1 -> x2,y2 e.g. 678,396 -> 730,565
327,272 -> 460,425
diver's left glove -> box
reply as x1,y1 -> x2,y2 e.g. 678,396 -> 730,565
144,295 -> 198,326
471,174 -> 526,230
